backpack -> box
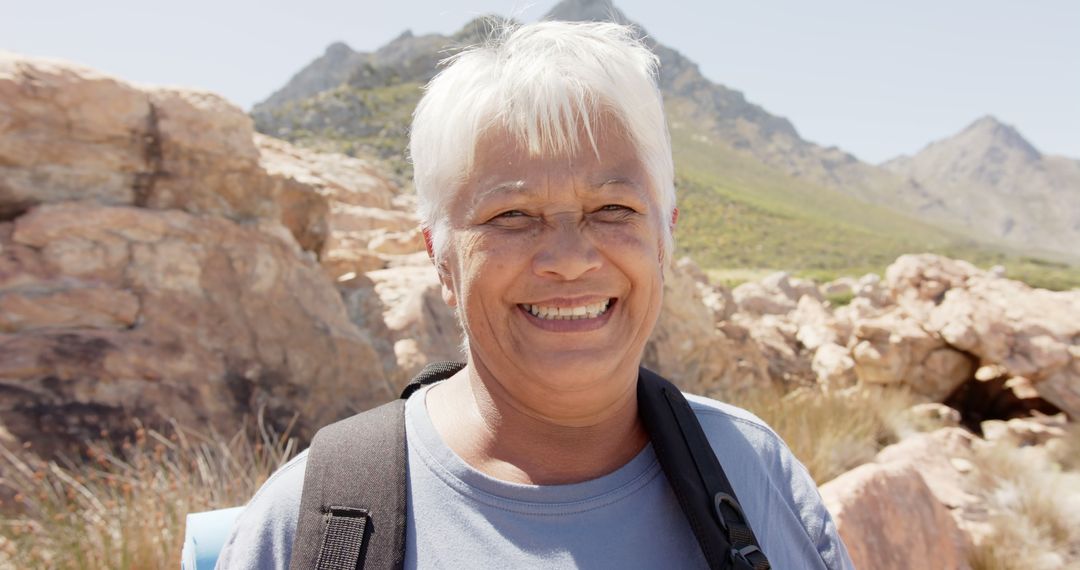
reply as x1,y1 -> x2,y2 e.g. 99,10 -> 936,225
289,363 -> 770,570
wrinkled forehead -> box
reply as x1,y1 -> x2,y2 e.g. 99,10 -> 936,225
461,116 -> 652,199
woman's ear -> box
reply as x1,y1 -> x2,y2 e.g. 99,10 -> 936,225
423,227 -> 458,307
670,207 -> 679,231
422,227 -> 436,261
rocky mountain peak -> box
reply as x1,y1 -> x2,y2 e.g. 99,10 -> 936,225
543,0 -> 631,24
881,113 -> 1080,258
324,41 -> 356,58
957,115 -> 1041,161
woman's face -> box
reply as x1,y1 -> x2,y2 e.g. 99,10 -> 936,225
437,121 -> 668,402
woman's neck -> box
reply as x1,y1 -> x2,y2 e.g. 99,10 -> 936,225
425,362 -> 648,485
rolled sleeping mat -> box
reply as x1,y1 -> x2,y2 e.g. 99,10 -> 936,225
181,506 -> 244,570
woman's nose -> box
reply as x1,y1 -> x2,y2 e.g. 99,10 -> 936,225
531,216 -> 601,281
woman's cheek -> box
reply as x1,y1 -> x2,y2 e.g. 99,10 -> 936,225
589,221 -> 654,254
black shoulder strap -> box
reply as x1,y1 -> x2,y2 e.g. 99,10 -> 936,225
291,362 -> 767,570
400,361 -> 464,399
289,363 -> 463,570
638,367 -> 770,570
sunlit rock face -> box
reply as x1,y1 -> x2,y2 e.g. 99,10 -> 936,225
0,53 -> 417,456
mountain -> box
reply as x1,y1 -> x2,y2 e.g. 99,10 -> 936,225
247,0 -> 1080,287
884,116 -> 1080,259
256,41 -> 368,112
544,2 -> 913,203
249,19 -> 504,180
544,0 -> 631,24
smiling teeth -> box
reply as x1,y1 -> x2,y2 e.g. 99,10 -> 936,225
523,299 -> 611,320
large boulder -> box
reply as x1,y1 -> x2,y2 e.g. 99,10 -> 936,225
820,462 -> 971,570
0,203 -> 393,456
874,428 -> 982,515
0,53 -> 149,214
0,52 -> 422,275
0,53 -> 329,251
821,428 -> 983,570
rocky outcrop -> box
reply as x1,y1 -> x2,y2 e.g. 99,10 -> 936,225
0,53 -> 429,457
0,54 -> 330,253
848,311 -> 975,400
886,254 -> 1080,415
644,259 -> 771,395
254,133 -> 423,279
0,203 -> 394,456
1,52 -> 417,276
710,254 -> 1078,419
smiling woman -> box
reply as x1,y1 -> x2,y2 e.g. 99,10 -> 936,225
432,121 -> 667,436
217,19 -> 853,570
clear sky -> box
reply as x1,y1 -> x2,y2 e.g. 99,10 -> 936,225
3,0 -> 1077,164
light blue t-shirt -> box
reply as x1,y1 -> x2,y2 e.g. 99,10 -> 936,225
216,385 -> 853,569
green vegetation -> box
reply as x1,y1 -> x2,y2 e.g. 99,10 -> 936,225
667,110 -> 1080,290
259,82 -> 423,181
824,291 -> 856,307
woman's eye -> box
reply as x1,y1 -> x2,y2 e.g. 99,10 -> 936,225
598,204 -> 635,213
487,210 -> 531,225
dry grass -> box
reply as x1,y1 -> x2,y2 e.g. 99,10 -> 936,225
719,385 -> 921,484
0,413 -> 298,569
967,436 -> 1080,569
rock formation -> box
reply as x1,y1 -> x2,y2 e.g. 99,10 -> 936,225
0,53 -> 417,454
0,203 -> 393,456
720,254 -> 1079,420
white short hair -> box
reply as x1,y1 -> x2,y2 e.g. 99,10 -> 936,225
409,20 -> 676,262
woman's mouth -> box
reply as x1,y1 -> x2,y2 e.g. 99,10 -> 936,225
519,298 -> 614,320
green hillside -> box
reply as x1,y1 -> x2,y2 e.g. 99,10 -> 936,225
669,108 -> 1080,289
671,112 -> 953,278
255,82 -> 423,181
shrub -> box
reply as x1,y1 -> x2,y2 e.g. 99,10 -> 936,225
0,413 -> 297,569
824,291 -> 855,307
720,386 -> 919,484
967,438 -> 1080,569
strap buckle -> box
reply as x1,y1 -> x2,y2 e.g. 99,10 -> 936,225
730,544 -> 764,570
713,491 -> 748,531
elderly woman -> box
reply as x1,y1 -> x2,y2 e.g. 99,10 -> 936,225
217,20 -> 852,570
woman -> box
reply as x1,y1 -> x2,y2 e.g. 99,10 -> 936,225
218,20 -> 852,570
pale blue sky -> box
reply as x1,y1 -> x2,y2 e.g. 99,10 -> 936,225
4,0 -> 1077,163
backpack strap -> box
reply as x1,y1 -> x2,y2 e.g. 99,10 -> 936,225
289,363 -> 463,570
291,362 -> 768,570
638,367 -> 770,570
400,361 -> 465,398
289,400 -> 406,570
